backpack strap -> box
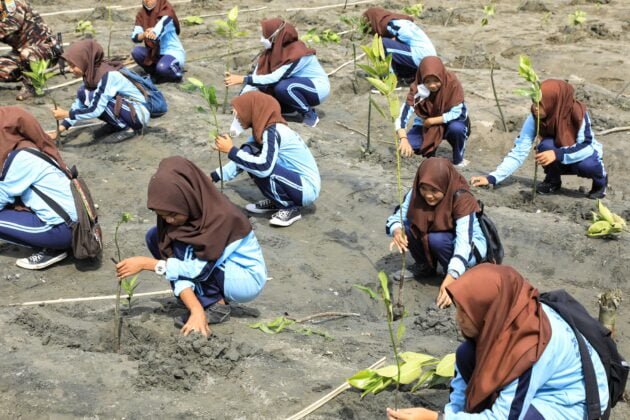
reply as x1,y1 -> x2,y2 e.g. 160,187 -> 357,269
454,188 -> 484,263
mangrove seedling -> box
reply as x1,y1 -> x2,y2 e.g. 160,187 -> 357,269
514,55 -> 542,202
114,211 -> 134,352
568,10 -> 587,26
23,59 -> 62,147
348,351 -> 455,397
301,28 -> 342,45
587,199 -> 627,238
182,15 -> 204,26
480,3 -> 495,27
598,289 -> 622,336
339,15 -> 370,94
121,275 -> 140,310
402,4 -> 424,18
214,6 -> 247,114
183,77 -> 225,191
249,316 -> 333,340
75,20 -> 96,38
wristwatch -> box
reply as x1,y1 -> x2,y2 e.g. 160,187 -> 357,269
154,260 -> 167,275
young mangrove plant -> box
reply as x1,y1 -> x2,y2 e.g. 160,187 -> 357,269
249,316 -> 333,340
121,275 -> 140,310
183,77 -> 225,192
568,10 -> 587,26
402,3 -> 424,18
514,55 -> 542,202
480,2 -> 495,27
214,6 -> 247,114
23,59 -> 61,146
348,351 -> 455,397
75,20 -> 96,38
301,28 -> 342,45
340,15 -> 369,94
182,15 -> 204,26
587,199 -> 627,238
113,212 -> 134,352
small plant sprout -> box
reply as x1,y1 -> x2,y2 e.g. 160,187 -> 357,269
348,351 -> 455,397
121,275 -> 140,310
568,10 -> 587,26
514,55 -> 542,202
75,20 -> 96,38
23,59 -> 62,146
182,15 -> 204,26
402,4 -> 424,18
214,6 -> 247,114
587,200 -> 627,238
301,28 -> 341,45
183,77 -> 225,192
113,211 -> 134,352
340,15 -> 369,94
481,3 -> 496,27
249,316 -> 333,340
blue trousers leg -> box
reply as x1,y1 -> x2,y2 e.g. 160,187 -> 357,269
154,55 -> 183,83
382,38 -> 417,79
131,46 -> 154,74
0,209 -> 72,250
273,77 -> 320,114
405,228 -> 455,269
77,85 -> 144,131
444,119 -> 469,165
537,138 -> 607,188
455,339 -> 476,383
145,226 -> 225,307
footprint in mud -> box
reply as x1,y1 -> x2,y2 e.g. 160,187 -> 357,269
413,306 -> 458,338
324,229 -> 364,251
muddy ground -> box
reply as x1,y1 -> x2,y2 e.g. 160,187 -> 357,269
1,0 -> 629,418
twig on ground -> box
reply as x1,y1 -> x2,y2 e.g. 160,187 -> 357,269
197,6 -> 267,18
4,290 -> 174,307
490,60 -> 507,132
285,357 -> 387,420
327,52 -> 366,76
39,0 -> 191,17
287,0 -> 377,12
335,121 -> 367,138
597,126 -> 630,136
288,312 -> 361,324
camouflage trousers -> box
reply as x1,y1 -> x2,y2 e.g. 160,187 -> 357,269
0,42 -> 56,85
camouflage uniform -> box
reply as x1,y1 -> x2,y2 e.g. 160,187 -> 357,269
0,0 -> 57,89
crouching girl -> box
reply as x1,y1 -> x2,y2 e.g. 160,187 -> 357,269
51,39 -> 151,142
0,106 -> 76,270
116,156 -> 267,337
386,158 -> 486,308
213,91 -> 321,227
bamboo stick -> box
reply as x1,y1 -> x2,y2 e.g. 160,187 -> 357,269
6,290 -> 174,307
285,356 -> 387,420
287,0 -> 377,12
45,63 -> 138,92
597,126 -> 630,136
327,52 -> 366,76
39,0 -> 192,17
335,121 -> 367,138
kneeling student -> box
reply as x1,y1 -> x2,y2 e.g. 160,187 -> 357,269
117,157 -> 267,337
212,91 -> 321,228
0,106 -> 76,269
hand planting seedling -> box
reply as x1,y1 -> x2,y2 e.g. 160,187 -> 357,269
514,55 -> 542,202
587,200 -> 627,238
182,77 -> 225,191
75,20 -> 96,38
214,6 -> 247,114
402,4 -> 424,18
113,211 -> 136,352
568,10 -> 587,26
347,351 -> 454,397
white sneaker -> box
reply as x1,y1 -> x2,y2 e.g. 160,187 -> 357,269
269,208 -> 302,227
16,249 -> 68,270
455,159 -> 470,168
245,199 -> 279,214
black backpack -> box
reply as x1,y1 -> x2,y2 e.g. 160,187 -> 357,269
540,290 -> 629,420
25,149 -> 103,260
455,189 -> 504,264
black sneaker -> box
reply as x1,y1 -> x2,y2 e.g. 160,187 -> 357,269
536,181 -> 562,195
588,176 -> 607,199
205,303 -> 231,324
16,249 -> 68,270
270,208 -> 302,227
245,199 -> 279,214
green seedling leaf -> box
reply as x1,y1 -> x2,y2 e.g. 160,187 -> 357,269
366,77 -> 390,95
411,369 -> 436,392
183,15 -> 204,25
400,352 -> 438,365
227,6 -> 239,22
397,322 -> 406,342
357,63 -> 380,78
187,77 -> 204,88
120,212 -> 133,223
196,106 -> 206,113
402,4 -> 424,18
435,353 -> 456,377
378,271 -> 391,302
388,94 -> 401,121
347,369 -> 378,389
353,284 -> 378,299
568,10 -> 586,26
369,96 -> 386,119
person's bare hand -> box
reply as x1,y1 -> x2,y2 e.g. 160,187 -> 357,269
423,117 -> 439,128
181,310 -> 210,337
116,256 -> 155,279
389,228 -> 408,254
51,107 -> 69,120
535,150 -> 556,166
224,73 -> 245,87
387,407 -> 439,420
437,274 -> 456,309
470,176 -> 489,187
144,28 -> 157,40
399,137 -> 414,158
214,134 -> 234,153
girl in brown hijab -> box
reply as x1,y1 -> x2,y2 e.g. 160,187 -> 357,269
387,263 -> 609,420
212,91 -> 321,228
386,158 -> 485,308
116,157 -> 267,337
362,7 -> 436,79
471,79 -> 607,199
50,39 -> 150,142
224,18 -> 329,127
0,106 -> 77,270
131,0 -> 184,83
396,56 -> 470,166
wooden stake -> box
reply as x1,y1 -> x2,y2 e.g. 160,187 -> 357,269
597,126 -> 630,136
5,290 -> 174,307
327,52 -> 366,76
287,0 -> 377,12
290,312 -> 360,324
335,121 -> 367,138
285,357 -> 387,420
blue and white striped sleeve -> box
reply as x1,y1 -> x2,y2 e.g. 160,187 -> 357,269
386,190 -> 412,236
487,115 -> 536,185
131,25 -> 144,42
68,73 -> 117,121
556,113 -> 595,165
396,102 -> 416,130
227,128 -> 279,178
165,245 -> 215,296
443,103 -> 466,123
152,16 -> 173,39
448,213 -> 476,279
444,364 -> 467,414
211,159 -> 242,183
245,62 -> 295,87
62,96 -> 86,128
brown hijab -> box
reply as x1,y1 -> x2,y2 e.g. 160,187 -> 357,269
362,7 -> 413,36
147,156 -> 252,262
446,264 -> 552,413
533,79 -> 586,148
407,157 -> 479,266
0,106 -> 66,171
406,56 -> 465,156
62,40 -> 122,90
256,18 -> 316,75
135,0 -> 181,67
231,91 -> 287,144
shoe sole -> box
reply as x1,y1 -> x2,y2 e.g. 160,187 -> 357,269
269,214 -> 302,227
304,117 -> 319,128
16,252 -> 68,270
245,204 -> 278,214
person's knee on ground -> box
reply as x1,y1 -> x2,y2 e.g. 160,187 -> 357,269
131,46 -> 148,66
155,56 -> 182,82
